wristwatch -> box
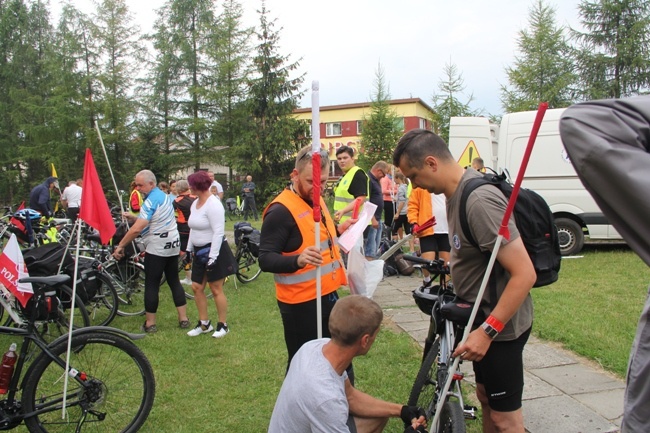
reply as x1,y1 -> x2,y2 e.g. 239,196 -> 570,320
481,322 -> 499,339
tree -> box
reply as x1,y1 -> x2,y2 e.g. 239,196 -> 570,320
211,0 -> 253,177
431,60 -> 478,143
572,0 -> 650,99
93,0 -> 144,185
501,0 -> 577,112
358,63 -> 403,170
232,1 -> 307,204
154,0 -> 220,171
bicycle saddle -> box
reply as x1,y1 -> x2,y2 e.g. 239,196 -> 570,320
239,226 -> 254,234
440,297 -> 485,328
19,274 -> 71,286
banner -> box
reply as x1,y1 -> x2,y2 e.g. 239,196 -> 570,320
0,234 -> 33,307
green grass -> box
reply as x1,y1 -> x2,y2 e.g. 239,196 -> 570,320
6,244 -> 645,431
532,244 -> 650,377
6,272 -> 430,432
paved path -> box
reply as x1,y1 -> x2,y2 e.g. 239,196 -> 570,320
374,274 -> 624,433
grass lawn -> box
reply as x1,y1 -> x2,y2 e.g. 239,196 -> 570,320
7,272 -> 430,432
5,242 -> 646,432
532,243 -> 650,377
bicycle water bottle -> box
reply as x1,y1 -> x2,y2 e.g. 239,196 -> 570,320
0,343 -> 17,394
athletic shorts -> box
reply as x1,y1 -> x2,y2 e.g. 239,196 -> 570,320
392,214 -> 411,235
473,326 -> 531,412
419,233 -> 450,254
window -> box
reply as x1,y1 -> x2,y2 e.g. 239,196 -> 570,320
326,122 -> 342,137
394,117 -> 405,131
357,120 -> 363,135
419,118 -> 427,129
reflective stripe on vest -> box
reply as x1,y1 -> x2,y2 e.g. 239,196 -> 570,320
274,260 -> 342,285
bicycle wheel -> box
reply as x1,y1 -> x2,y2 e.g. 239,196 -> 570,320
439,400 -> 466,433
236,246 -> 261,283
22,331 -> 155,433
408,336 -> 441,420
85,273 -> 119,326
103,261 -> 146,316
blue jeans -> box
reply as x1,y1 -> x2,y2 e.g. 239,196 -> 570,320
364,222 -> 383,258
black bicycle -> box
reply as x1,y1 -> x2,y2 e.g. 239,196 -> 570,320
0,273 -> 155,432
405,255 -> 477,433
233,225 -> 262,283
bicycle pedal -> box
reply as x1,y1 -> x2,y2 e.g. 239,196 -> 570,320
463,404 -> 477,420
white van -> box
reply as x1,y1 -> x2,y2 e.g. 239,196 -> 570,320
449,108 -> 622,255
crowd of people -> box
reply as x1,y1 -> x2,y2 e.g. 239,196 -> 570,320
15,96 -> 650,433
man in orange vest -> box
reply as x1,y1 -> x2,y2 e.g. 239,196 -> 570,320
259,145 -> 356,372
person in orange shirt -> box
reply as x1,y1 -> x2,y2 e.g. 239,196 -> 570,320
408,187 -> 451,285
259,146 -> 356,371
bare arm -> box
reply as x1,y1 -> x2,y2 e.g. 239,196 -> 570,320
452,237 -> 536,361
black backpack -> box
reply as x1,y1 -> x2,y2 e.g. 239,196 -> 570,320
459,172 -> 561,287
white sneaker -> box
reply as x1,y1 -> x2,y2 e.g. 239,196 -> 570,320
212,322 -> 229,338
180,278 -> 192,285
187,321 -> 213,337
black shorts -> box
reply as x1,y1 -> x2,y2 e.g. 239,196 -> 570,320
419,234 -> 451,254
179,232 -> 190,252
392,214 -> 411,235
191,241 -> 237,283
473,326 -> 531,412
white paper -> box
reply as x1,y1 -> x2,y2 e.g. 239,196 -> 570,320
337,202 -> 377,253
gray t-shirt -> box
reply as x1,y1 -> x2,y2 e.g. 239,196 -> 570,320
268,339 -> 350,433
447,169 -> 533,341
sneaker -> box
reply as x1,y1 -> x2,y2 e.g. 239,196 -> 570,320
212,322 -> 229,338
179,319 -> 191,329
141,322 -> 157,334
180,278 -> 192,285
187,321 -> 214,337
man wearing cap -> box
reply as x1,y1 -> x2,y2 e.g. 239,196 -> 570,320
29,176 -> 59,217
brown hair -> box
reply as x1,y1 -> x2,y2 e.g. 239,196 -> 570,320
329,296 -> 383,347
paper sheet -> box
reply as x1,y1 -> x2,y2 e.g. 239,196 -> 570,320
337,202 -> 377,253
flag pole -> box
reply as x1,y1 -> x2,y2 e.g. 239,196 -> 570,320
94,122 -> 125,215
430,102 -> 548,432
311,81 -> 323,338
61,214 -> 84,418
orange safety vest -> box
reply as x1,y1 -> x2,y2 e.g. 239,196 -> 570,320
264,189 -> 347,304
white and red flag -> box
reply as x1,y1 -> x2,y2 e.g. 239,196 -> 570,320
0,234 -> 33,307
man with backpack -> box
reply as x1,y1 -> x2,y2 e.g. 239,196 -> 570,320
394,129 -> 536,433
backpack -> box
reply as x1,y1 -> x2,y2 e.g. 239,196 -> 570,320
459,172 -> 561,287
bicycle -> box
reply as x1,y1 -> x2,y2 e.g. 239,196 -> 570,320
404,255 -> 478,433
225,197 -> 244,221
233,225 -> 261,283
0,273 -> 155,432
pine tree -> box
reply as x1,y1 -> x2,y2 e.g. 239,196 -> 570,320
501,0 -> 577,112
358,63 -> 403,170
93,0 -> 143,184
211,0 -> 253,174
573,0 -> 650,99
432,60 -> 478,143
234,0 -> 307,202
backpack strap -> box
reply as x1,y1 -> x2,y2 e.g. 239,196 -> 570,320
458,173 -> 507,312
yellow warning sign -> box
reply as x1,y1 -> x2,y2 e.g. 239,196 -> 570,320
457,140 -> 481,169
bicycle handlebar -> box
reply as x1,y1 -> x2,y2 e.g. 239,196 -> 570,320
402,255 -> 449,275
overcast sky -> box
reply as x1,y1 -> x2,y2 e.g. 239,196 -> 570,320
51,0 -> 584,116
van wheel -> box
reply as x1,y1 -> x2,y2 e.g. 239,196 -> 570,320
555,218 -> 584,256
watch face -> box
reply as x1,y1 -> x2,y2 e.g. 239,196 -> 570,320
482,323 -> 498,339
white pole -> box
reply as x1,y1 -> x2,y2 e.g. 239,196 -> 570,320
61,216 -> 85,418
94,121 -> 125,215
312,81 -> 322,339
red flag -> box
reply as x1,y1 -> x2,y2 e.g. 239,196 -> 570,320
79,149 -> 116,244
0,234 -> 33,307
9,201 -> 25,232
